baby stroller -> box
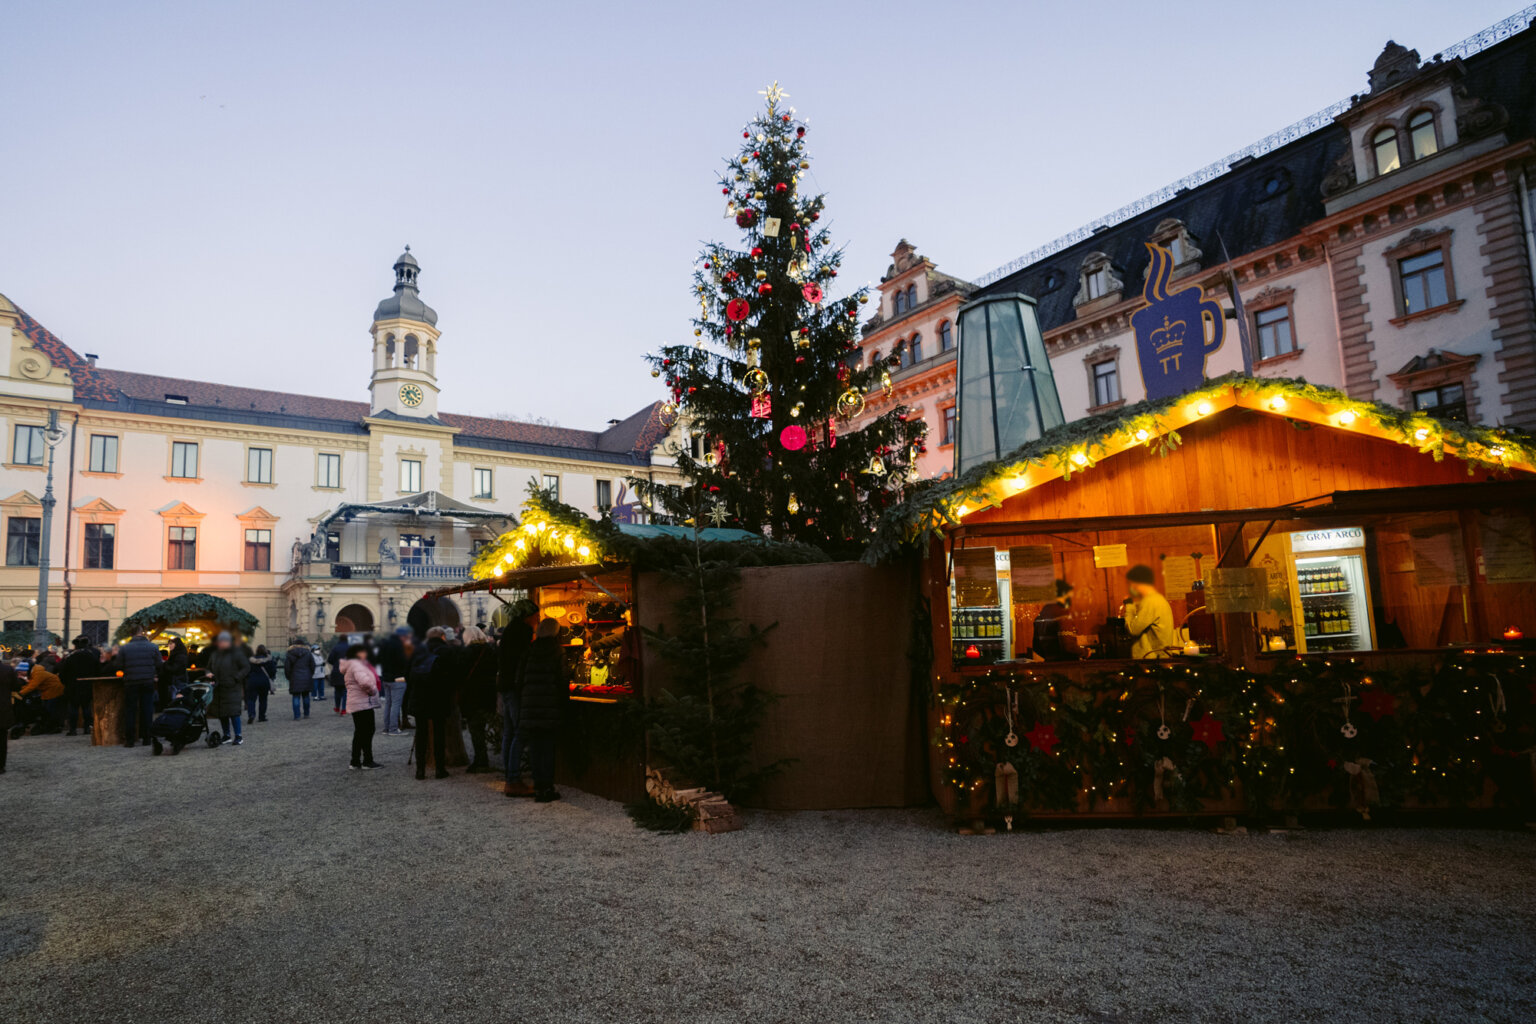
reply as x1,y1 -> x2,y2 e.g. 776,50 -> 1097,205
150,681 -> 216,755
8,693 -> 44,739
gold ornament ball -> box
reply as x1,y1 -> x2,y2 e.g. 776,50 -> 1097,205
753,191 -> 764,200
755,269 -> 767,280
858,294 -> 869,304
651,369 -> 660,378
694,328 -> 703,336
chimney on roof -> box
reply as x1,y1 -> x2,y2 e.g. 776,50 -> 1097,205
83,353 -> 98,366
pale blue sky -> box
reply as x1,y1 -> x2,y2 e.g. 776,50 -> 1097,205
3,0 -> 1524,427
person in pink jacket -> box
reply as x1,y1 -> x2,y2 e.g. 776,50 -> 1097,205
340,644 -> 382,770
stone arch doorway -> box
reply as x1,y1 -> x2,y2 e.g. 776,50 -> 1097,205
334,603 -> 375,635
406,596 -> 460,638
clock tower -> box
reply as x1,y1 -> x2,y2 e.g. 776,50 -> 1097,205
369,247 -> 441,419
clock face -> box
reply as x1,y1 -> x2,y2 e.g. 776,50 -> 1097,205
398,384 -> 425,408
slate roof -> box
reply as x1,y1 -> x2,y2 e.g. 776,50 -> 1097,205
976,25 -> 1536,333
7,305 -> 662,461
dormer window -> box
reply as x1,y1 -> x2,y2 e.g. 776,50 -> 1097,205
1372,126 -> 1401,175
1073,253 -> 1122,308
1408,110 -> 1438,160
893,291 -> 906,315
905,284 -> 917,309
165,394 -> 189,405
1149,218 -> 1202,272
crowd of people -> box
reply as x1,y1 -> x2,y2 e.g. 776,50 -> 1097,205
1,599 -> 568,801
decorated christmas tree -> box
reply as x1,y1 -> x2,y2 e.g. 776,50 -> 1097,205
642,83 -> 926,555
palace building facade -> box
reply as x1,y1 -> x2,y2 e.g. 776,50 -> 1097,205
0,249 -> 682,647
872,19 -> 1536,475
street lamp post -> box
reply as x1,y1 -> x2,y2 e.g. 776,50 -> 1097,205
33,408 -> 66,653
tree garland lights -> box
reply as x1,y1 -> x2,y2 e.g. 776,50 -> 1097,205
867,372 -> 1535,563
471,482 -> 613,579
935,652 -> 1534,822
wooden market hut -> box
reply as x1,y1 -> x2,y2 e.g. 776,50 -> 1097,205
428,524 -> 926,810
870,375 -> 1536,824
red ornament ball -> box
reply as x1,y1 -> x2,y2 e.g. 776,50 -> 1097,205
801,282 -> 824,304
758,283 -> 773,295
735,209 -> 758,228
751,150 -> 760,158
750,246 -> 763,257
782,114 -> 791,122
796,127 -> 806,137
780,425 -> 808,451
774,183 -> 787,193
726,298 -> 752,322
721,188 -> 729,195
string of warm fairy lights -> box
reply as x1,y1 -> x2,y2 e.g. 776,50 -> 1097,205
881,374 -> 1534,547
470,490 -> 608,580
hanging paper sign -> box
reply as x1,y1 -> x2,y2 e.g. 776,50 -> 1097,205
1093,543 -> 1128,569
763,217 -> 781,237
1205,566 -> 1268,613
779,424 -> 807,451
802,282 -> 823,304
1007,545 -> 1056,603
953,547 -> 1000,608
1129,242 -> 1226,401
1410,518 -> 1469,587
726,298 -> 752,322
1161,555 -> 1199,597
1478,513 -> 1536,583
750,393 -> 771,419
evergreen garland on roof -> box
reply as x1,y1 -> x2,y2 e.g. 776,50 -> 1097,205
114,593 -> 260,641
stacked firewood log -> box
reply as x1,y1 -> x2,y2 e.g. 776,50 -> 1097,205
645,767 -> 742,834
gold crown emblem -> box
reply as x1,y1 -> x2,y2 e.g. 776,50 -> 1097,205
1150,316 -> 1186,354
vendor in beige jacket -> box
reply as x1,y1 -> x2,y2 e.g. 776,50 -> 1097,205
1123,564 -> 1176,659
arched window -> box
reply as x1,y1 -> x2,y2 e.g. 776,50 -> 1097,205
403,335 -> 419,369
939,320 -> 953,351
905,284 -> 917,309
891,340 -> 905,366
1408,110 -> 1438,160
909,333 -> 923,364
870,349 -> 881,368
1372,126 -> 1401,175
893,291 -> 906,315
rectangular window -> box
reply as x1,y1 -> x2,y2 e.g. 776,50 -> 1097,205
6,517 -> 40,566
1092,360 -> 1121,406
167,526 -> 197,570
542,474 -> 560,500
171,441 -> 199,479
5,619 -> 34,634
317,452 -> 341,489
596,479 -> 612,511
1413,383 -> 1468,422
88,434 -> 119,473
12,425 -> 44,466
399,458 -> 422,494
84,523 -> 115,569
81,620 -> 109,646
1398,250 -> 1449,315
324,531 -> 341,562
246,447 -> 273,484
1254,306 -> 1295,360
1085,269 -> 1107,301
941,406 -> 957,446
243,528 -> 272,571
473,467 -> 494,499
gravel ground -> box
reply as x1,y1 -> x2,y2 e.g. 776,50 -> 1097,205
2,702 -> 1534,1024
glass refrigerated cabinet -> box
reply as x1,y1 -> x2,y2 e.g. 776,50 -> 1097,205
1284,526 -> 1375,653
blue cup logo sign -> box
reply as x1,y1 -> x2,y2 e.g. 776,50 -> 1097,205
1130,242 -> 1226,400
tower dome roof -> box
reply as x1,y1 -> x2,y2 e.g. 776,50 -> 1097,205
373,245 -> 437,326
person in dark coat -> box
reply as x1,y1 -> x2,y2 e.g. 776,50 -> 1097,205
161,637 -> 190,697
0,658 -> 18,773
118,632 -> 162,748
497,600 -> 538,796
512,618 -> 567,802
327,638 -> 348,714
59,636 -> 100,737
283,640 -> 315,719
205,633 -> 250,746
457,626 -> 499,773
376,628 -> 413,736
410,627 -> 454,780
246,644 -> 275,723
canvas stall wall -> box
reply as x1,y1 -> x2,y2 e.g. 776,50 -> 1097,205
637,561 -> 925,810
